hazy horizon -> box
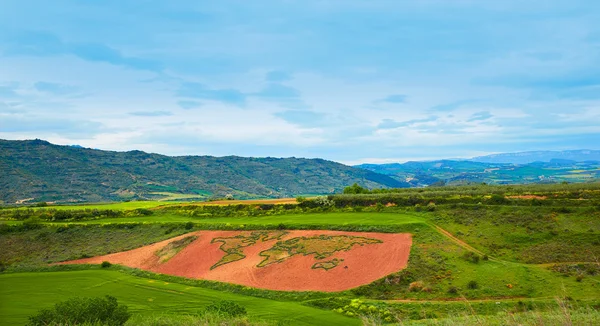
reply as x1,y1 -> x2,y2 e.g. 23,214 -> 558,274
1,1 -> 599,163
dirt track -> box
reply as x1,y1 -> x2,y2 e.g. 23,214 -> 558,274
62,230 -> 412,292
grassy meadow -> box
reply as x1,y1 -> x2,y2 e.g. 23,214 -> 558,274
0,269 -> 355,326
1,183 -> 599,325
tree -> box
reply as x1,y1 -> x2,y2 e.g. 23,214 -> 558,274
343,183 -> 369,194
28,295 -> 130,326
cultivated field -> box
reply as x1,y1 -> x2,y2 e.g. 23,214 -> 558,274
62,230 -> 412,291
1,183 -> 599,325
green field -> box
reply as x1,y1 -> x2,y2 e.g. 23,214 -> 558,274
35,212 -> 426,226
0,269 -> 355,325
2,183 -> 600,325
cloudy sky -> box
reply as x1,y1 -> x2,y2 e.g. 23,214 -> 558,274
1,1 -> 599,164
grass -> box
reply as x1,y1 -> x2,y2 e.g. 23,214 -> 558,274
425,205 -> 600,264
32,201 -> 175,210
155,235 -> 198,263
3,193 -> 600,325
13,211 -> 426,226
258,235 -> 382,268
0,224 -> 196,268
211,231 -> 288,269
399,306 -> 600,325
126,312 -> 271,325
346,225 -> 600,302
0,269 -> 357,326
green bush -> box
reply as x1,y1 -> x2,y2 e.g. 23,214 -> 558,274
22,216 -> 43,230
134,208 -> 153,216
462,251 -> 481,264
204,300 -> 247,317
467,280 -> 479,289
27,295 -> 130,326
101,261 -> 112,268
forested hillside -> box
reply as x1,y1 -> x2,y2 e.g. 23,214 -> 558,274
0,139 -> 407,204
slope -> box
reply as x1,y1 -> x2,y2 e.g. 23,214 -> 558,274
0,139 -> 407,203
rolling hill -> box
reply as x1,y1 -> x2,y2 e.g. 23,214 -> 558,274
470,150 -> 600,164
0,139 -> 407,204
356,157 -> 600,187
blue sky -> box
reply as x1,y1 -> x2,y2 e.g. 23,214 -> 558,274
1,0 -> 599,164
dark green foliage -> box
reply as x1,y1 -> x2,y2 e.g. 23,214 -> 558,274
343,183 -> 370,194
447,286 -> 459,294
0,224 -> 194,269
487,194 -> 509,205
331,182 -> 600,207
134,208 -> 153,216
0,139 -> 404,203
22,216 -> 42,230
101,261 -> 112,268
204,300 -> 247,317
462,251 -> 481,264
467,280 -> 479,289
27,295 -> 130,326
358,158 -> 600,187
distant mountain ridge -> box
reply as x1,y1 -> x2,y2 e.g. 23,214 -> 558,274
356,151 -> 600,187
0,139 -> 407,204
470,150 -> 600,164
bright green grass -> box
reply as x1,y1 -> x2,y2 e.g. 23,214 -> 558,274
424,206 -> 600,264
0,270 -> 356,326
150,192 -> 208,201
30,212 -> 426,226
44,201 -> 177,210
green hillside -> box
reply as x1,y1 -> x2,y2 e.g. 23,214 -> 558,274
1,183 -> 599,325
0,139 -> 406,204
357,159 -> 600,186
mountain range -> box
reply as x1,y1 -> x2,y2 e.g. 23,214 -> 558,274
470,150 -> 600,164
0,139 -> 406,204
1,139 -> 599,204
356,158 -> 600,187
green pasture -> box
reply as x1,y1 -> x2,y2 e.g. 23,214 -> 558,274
0,269 -> 356,326
37,201 -> 174,210
17,212 -> 427,227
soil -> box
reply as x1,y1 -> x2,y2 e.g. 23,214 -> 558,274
61,230 -> 412,292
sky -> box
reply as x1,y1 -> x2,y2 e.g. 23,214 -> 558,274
1,0 -> 599,165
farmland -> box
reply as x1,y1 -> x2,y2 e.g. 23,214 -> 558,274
1,182 -> 600,324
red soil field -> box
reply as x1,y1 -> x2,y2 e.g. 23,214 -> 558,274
62,230 -> 412,292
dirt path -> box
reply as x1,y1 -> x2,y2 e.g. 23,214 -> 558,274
429,224 -> 486,256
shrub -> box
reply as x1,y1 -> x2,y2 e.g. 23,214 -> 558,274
134,208 -> 153,216
426,202 -> 436,212
204,300 -> 247,317
408,281 -> 424,292
467,280 -> 479,289
22,216 -> 42,230
462,251 -> 481,264
488,194 -> 509,205
27,295 -> 130,326
447,286 -> 459,294
35,202 -> 48,207
101,261 -> 112,268
184,222 -> 194,230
